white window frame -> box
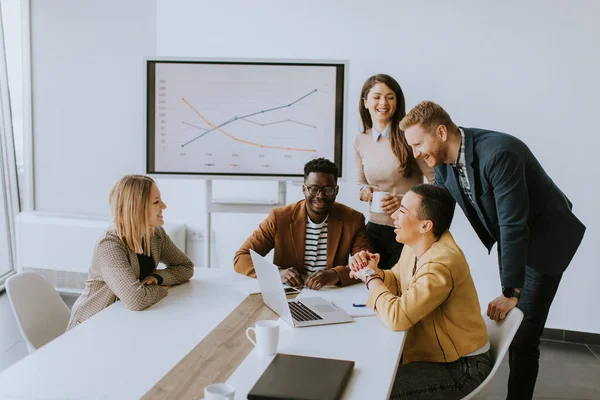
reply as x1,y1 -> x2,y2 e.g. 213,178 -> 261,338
20,0 -> 33,212
0,0 -> 31,289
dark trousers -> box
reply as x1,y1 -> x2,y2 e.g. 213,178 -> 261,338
507,266 -> 562,400
389,351 -> 492,399
366,222 -> 403,270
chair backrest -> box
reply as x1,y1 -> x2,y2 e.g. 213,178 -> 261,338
5,271 -> 72,353
461,308 -> 524,400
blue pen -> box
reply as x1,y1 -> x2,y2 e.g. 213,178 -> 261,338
352,303 -> 366,307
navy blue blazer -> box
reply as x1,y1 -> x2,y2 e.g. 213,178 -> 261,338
435,127 -> 585,288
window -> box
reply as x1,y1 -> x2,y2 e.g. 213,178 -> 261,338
2,0 -> 27,207
0,0 -> 28,285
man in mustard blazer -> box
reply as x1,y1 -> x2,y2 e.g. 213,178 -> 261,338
234,158 -> 372,289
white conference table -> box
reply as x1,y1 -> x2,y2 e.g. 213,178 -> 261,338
0,268 -> 405,400
228,284 -> 406,400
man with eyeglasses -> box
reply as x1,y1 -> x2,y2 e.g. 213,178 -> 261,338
234,158 -> 372,289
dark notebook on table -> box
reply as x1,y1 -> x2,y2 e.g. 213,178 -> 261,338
247,353 -> 355,400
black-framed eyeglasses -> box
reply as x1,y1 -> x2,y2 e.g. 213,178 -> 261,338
304,185 -> 338,197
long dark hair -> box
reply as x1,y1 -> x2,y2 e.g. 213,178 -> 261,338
359,74 -> 415,178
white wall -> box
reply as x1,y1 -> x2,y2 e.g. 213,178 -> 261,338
31,0 -> 155,215
30,0 -> 600,332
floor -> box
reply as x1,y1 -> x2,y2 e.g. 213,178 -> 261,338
1,292 -> 599,399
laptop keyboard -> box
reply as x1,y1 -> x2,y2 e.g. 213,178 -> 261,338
289,301 -> 323,322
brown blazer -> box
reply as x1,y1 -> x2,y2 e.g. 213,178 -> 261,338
233,200 -> 372,286
67,226 -> 194,330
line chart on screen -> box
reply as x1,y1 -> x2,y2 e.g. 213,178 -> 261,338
147,60 -> 345,178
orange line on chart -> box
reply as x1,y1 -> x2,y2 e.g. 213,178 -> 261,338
181,98 -> 317,152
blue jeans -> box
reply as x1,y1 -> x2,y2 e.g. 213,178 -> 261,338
508,266 -> 562,399
389,351 -> 492,399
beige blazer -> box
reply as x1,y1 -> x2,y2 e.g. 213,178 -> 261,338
67,226 -> 194,330
367,231 -> 488,363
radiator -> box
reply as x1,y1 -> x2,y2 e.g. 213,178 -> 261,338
16,212 -> 187,293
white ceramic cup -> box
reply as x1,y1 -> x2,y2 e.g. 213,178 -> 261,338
204,383 -> 235,400
246,320 -> 280,356
371,191 -> 391,213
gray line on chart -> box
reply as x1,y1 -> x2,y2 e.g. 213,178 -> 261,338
181,116 -> 238,146
181,121 -> 208,132
241,118 -> 317,129
181,89 -> 318,148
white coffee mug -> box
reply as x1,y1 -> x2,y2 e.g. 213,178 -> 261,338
204,383 -> 235,400
371,191 -> 391,213
246,320 -> 280,356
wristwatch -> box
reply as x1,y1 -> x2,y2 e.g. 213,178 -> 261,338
364,269 -> 376,281
502,287 -> 520,300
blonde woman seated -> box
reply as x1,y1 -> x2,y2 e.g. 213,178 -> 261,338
349,184 -> 490,400
67,175 -> 194,330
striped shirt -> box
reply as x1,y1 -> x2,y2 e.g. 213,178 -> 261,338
304,216 -> 328,273
452,128 -> 475,205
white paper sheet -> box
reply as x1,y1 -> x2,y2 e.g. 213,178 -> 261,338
332,300 -> 377,317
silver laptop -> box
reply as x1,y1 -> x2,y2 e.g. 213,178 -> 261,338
250,249 -> 354,328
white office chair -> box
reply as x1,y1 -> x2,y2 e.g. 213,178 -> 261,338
462,308 -> 524,400
5,271 -> 72,353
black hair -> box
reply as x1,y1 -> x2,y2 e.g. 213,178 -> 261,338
409,184 -> 456,237
303,158 -> 339,181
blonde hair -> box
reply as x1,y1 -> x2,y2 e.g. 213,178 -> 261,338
399,101 -> 457,133
109,175 -> 155,255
